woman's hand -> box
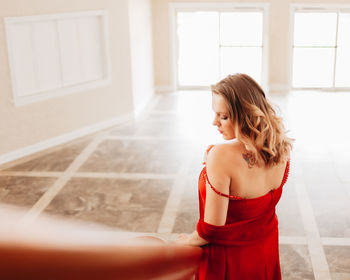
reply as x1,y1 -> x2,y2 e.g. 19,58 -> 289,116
175,233 -> 191,246
175,231 -> 209,247
202,145 -> 215,164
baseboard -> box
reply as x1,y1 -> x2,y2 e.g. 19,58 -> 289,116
269,83 -> 290,94
0,112 -> 135,166
134,90 -> 156,119
154,85 -> 175,93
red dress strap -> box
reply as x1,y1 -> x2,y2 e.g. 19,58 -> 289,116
280,159 -> 290,188
203,167 -> 243,200
202,144 -> 243,200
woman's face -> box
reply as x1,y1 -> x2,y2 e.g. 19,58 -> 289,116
211,93 -> 236,140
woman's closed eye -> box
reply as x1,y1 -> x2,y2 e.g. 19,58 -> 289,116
214,112 -> 228,121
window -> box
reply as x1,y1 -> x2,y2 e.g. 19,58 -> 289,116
5,10 -> 111,106
292,7 -> 350,89
172,4 -> 267,89
219,12 -> 263,84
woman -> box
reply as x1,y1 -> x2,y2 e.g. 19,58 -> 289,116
176,73 -> 293,279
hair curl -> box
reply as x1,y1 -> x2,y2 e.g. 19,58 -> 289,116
211,73 -> 293,166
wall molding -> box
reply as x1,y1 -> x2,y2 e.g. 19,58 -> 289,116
0,112 -> 134,166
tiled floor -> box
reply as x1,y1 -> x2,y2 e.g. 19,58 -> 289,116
1,90 -> 350,279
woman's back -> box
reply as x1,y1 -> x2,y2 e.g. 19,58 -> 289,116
207,141 -> 289,200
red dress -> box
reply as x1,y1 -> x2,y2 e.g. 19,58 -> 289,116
195,145 -> 290,280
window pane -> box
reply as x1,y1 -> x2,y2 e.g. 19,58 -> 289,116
33,21 -> 62,92
220,12 -> 263,46
220,47 -> 262,84
294,12 -> 337,46
78,17 -> 105,81
335,13 -> 350,87
177,12 -> 219,86
9,23 -> 37,97
58,18 -> 82,86
293,48 -> 335,87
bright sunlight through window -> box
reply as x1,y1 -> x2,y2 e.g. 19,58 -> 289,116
293,12 -> 350,88
177,11 -> 263,87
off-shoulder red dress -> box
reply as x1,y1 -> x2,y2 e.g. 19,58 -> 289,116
195,145 -> 290,280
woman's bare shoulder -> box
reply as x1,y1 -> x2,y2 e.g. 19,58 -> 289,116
207,142 -> 244,168
205,142 -> 248,195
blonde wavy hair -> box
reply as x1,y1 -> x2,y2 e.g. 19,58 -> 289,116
211,73 -> 293,166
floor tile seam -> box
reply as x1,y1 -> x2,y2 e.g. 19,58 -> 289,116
104,136 -> 175,141
102,206 -> 169,211
18,134 -> 107,226
0,171 -> 194,180
321,237 -> 350,246
280,236 -> 350,246
331,272 -> 350,280
0,171 -> 63,177
329,272 -> 350,277
156,178 -> 188,231
294,164 -> 331,280
157,157 -> 193,234
279,236 -> 307,245
73,172 -> 180,180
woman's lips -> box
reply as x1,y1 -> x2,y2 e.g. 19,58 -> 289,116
218,130 -> 223,134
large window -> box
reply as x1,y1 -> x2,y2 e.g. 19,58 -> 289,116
292,10 -> 350,88
176,9 -> 264,88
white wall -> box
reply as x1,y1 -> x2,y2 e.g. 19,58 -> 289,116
128,0 -> 155,117
0,0 -> 155,164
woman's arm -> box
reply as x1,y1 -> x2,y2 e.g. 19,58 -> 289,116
176,145 -> 231,247
203,145 -> 230,226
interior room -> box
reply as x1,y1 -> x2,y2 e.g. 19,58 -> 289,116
0,0 -> 349,279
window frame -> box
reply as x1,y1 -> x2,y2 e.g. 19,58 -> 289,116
169,2 -> 270,93
4,9 -> 112,106
289,4 -> 350,91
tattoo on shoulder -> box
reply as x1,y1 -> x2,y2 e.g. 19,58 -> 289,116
242,153 -> 254,168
